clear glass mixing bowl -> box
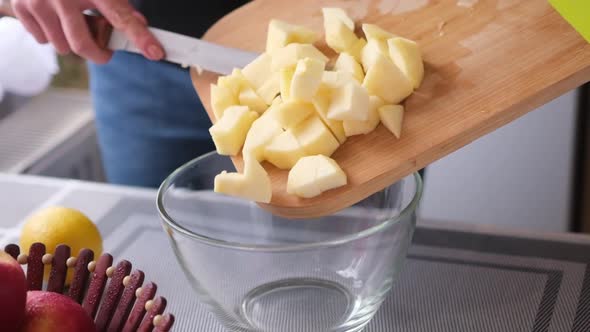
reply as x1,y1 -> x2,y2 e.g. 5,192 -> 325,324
157,152 -> 422,332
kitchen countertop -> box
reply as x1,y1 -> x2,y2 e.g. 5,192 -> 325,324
1,173 -> 589,332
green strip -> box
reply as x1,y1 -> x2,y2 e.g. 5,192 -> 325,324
549,0 -> 590,43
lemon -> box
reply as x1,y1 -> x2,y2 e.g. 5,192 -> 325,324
20,206 -> 103,284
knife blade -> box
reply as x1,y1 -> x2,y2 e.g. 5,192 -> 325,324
86,14 -> 259,75
108,27 -> 259,75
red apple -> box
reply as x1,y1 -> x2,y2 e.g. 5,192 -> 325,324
0,251 -> 27,331
21,291 -> 97,332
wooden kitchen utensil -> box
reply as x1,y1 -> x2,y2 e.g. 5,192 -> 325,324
191,0 -> 590,219
3,243 -> 175,332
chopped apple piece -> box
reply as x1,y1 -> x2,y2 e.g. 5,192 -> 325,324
262,96 -> 283,120
322,8 -> 354,30
321,70 -> 356,89
214,156 -> 272,203
246,157 -> 272,203
334,52 -> 364,83
243,116 -> 284,161
217,75 -> 240,97
388,37 -> 424,89
343,96 -> 384,136
361,38 -> 388,72
209,105 -> 259,156
348,38 -> 367,63
325,21 -> 359,54
266,19 -> 320,52
311,86 -> 347,144
322,8 -> 359,53
280,66 -> 295,101
271,95 -> 283,107
287,155 -> 347,198
264,130 -> 306,169
314,155 -> 348,193
219,69 -> 254,97
274,100 -> 315,129
257,72 -> 281,104
291,57 -> 325,101
239,87 -> 268,114
242,53 -> 274,89
362,23 -> 395,41
271,43 -> 329,72
214,171 -> 246,196
211,84 -> 238,119
292,115 -> 340,157
378,104 -> 404,138
287,156 -> 321,198
327,81 -> 370,121
363,54 -> 413,104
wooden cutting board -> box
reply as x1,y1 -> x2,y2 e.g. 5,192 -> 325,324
191,0 -> 590,219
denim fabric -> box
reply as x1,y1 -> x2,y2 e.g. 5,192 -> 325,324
88,51 -> 215,188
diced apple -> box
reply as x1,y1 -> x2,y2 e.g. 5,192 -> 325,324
274,100 -> 315,129
211,84 -> 238,119
243,116 -> 284,160
322,8 -> 354,30
214,156 -> 271,203
242,53 -> 274,89
287,156 -> 321,198
362,53 -> 413,104
323,19 -> 359,54
217,71 -> 249,98
327,81 -> 370,121
314,155 -> 348,193
271,43 -> 329,72
266,19 -> 320,52
378,104 -> 404,138
388,37 -> 424,89
271,95 -> 283,107
264,130 -> 306,169
214,171 -> 246,196
334,52 -> 364,83
280,66 -> 295,100
321,70 -> 356,89
257,72 -> 281,104
362,23 -> 395,41
209,105 -> 259,156
260,96 -> 283,121
292,115 -> 340,157
239,87 -> 268,114
349,38 -> 367,63
217,75 -> 239,96
243,157 -> 272,203
291,57 -> 325,101
343,96 -> 384,136
311,86 -> 347,144
321,71 -> 338,88
361,38 -> 388,72
262,96 -> 283,120
287,155 -> 347,198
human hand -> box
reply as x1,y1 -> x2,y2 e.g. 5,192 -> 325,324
10,0 -> 165,64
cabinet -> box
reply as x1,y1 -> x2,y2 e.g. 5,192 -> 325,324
419,90 -> 579,232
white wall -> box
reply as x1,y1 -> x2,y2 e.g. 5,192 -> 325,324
419,90 -> 578,232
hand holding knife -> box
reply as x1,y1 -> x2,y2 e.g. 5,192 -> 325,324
5,0 -> 257,75
85,14 -> 258,75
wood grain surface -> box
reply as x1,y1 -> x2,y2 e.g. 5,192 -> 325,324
191,0 -> 590,219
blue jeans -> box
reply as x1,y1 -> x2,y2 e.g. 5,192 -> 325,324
88,51 -> 215,188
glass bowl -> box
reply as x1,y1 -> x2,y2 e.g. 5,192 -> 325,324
157,152 -> 422,332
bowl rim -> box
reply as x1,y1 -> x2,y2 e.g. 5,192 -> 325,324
156,151 -> 423,252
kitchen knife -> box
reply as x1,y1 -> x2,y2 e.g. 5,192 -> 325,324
86,15 -> 259,75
